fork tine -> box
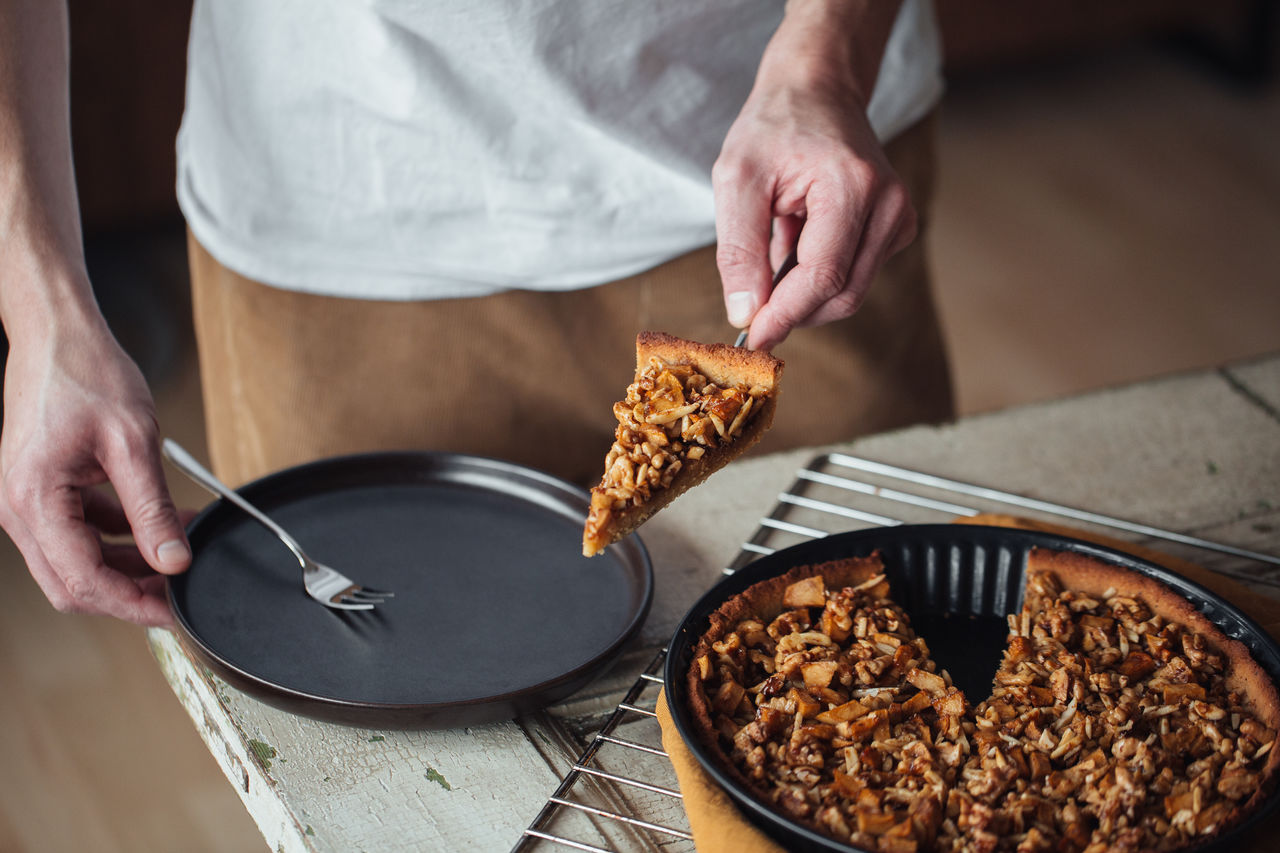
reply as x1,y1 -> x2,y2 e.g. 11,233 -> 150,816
320,583 -> 386,609
354,586 -> 394,597
325,598 -> 376,611
343,590 -> 389,603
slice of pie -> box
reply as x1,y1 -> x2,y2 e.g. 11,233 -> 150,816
685,547 -> 1280,852
582,331 -> 783,557
938,548 -> 1280,853
687,556 -> 968,852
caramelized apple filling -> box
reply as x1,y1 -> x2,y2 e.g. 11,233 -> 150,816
584,356 -> 770,541
693,565 -> 1278,852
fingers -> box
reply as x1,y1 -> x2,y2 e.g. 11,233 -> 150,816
0,421 -> 186,625
0,500 -> 174,626
747,182 -> 861,351
0,327 -> 184,626
794,190 -> 917,332
85,485 -> 194,576
100,428 -> 191,576
748,175 -> 916,351
713,159 -> 775,330
69,558 -> 174,627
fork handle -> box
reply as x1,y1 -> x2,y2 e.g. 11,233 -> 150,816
162,438 -> 308,566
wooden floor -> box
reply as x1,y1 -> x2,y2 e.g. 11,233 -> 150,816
2,42 -> 1278,852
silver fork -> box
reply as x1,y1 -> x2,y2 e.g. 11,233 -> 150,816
162,439 -> 393,611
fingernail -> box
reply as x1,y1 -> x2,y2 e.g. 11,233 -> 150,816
157,539 -> 190,568
726,291 -> 757,327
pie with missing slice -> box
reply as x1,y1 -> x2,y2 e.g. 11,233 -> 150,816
686,546 -> 1280,852
582,331 -> 783,558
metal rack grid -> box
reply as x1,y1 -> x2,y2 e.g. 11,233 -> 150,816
513,452 -> 1280,852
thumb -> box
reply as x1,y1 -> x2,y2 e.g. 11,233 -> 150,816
104,436 -> 191,575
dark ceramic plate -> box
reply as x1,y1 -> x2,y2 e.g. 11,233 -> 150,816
168,451 -> 652,729
664,524 -> 1280,852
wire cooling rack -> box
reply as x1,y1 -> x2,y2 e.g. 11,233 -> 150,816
512,452 -> 1280,852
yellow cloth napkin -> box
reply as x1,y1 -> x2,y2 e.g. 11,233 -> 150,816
655,513 -> 1280,851
656,695 -> 787,853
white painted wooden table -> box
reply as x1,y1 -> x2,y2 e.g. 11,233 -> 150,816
149,353 -> 1280,852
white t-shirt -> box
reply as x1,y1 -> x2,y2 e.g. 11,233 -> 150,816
176,0 -> 942,300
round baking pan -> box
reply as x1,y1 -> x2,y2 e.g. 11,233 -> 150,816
168,451 -> 652,729
664,524 -> 1280,852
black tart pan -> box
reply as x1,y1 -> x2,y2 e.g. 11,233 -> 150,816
168,451 -> 652,729
664,524 -> 1280,852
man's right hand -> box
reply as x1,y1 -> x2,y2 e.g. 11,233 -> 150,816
0,313 -> 191,626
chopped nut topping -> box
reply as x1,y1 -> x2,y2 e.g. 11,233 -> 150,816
584,356 -> 769,546
936,570 -> 1275,853
695,572 -> 965,851
691,565 -> 1277,852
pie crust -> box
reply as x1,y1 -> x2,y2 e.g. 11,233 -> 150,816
582,332 -> 783,557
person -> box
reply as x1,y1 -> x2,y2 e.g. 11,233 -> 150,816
0,0 -> 954,627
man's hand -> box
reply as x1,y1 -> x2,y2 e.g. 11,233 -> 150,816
1,0 -> 190,626
0,316 -> 190,626
715,0 -> 914,352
